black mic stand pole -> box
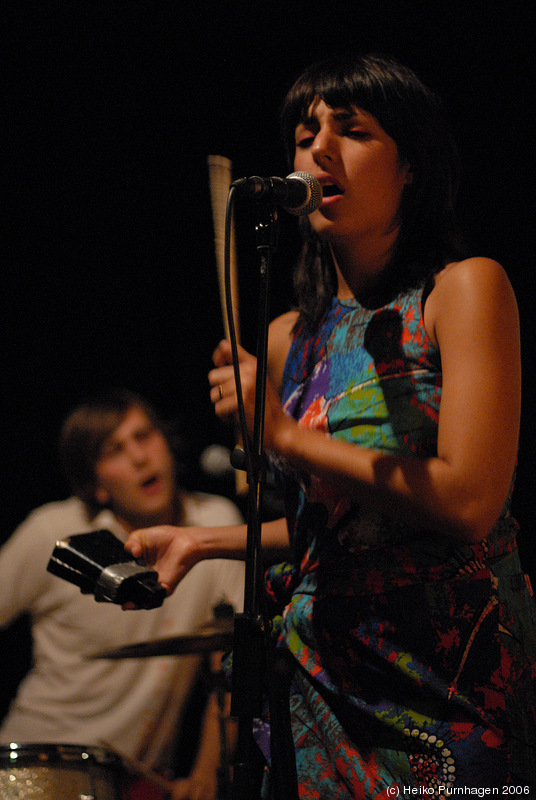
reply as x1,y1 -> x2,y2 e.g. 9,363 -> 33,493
230,202 -> 299,800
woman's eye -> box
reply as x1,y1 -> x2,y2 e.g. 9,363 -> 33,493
296,135 -> 315,149
345,129 -> 369,140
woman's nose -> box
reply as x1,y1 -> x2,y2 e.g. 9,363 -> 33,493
312,134 -> 336,169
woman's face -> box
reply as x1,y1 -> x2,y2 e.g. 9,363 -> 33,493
293,99 -> 412,246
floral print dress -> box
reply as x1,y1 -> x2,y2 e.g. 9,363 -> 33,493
258,284 -> 536,798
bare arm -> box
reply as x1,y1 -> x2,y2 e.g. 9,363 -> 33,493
170,690 -> 220,800
125,518 -> 290,594
209,258 -> 521,543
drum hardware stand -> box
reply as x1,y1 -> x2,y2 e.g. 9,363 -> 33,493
226,200 -> 299,800
208,663 -> 232,800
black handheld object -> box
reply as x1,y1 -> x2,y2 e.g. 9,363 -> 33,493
47,529 -> 166,609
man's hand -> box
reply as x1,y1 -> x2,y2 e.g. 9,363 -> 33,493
170,767 -> 219,800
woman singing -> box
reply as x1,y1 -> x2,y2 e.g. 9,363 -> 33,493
127,54 -> 536,797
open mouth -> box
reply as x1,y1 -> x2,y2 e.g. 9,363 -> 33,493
141,475 -> 159,490
321,183 -> 342,198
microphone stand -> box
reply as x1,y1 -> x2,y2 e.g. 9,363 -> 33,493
229,202 -> 299,800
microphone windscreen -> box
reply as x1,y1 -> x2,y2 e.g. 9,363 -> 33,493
200,444 -> 234,478
285,171 -> 322,216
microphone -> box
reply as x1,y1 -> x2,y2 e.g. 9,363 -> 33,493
200,444 -> 234,479
47,529 -> 166,609
231,171 -> 322,216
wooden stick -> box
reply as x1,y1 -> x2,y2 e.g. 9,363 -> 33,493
207,155 -> 247,495
207,155 -> 240,343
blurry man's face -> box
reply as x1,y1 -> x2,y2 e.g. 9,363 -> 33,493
94,406 -> 176,530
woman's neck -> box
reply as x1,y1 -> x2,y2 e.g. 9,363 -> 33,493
330,232 -> 399,302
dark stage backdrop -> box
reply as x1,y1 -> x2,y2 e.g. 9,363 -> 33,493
2,0 -> 534,713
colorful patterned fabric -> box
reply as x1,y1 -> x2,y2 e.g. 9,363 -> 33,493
260,285 -> 536,798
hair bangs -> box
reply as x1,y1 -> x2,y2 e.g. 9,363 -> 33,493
281,55 -> 403,163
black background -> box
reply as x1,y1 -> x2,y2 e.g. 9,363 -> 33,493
2,0 -> 535,713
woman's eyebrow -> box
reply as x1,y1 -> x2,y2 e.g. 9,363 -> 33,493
296,114 -> 318,129
332,109 -> 355,119
298,108 -> 359,127
332,108 -> 365,123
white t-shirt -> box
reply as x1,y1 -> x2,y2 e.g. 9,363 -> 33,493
0,494 -> 244,773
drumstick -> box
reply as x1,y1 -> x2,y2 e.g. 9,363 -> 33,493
207,155 -> 240,343
207,155 -> 247,495
99,739 -> 174,798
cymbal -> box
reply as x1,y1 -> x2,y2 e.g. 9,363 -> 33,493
90,619 -> 234,659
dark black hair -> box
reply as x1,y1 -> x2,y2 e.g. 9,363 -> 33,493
281,53 -> 468,328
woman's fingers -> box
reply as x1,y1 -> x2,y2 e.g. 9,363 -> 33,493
208,341 -> 258,424
125,526 -> 200,594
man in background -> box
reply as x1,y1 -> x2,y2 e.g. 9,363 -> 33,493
0,388 -> 245,800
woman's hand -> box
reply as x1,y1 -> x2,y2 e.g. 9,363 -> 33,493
124,525 -> 203,595
208,339 -> 295,452
208,340 -> 257,426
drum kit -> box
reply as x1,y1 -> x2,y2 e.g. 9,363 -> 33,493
0,618 -> 235,800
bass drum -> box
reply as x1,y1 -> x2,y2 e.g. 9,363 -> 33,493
0,743 -> 127,799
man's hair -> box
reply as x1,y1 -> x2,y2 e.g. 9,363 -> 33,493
59,388 -> 169,517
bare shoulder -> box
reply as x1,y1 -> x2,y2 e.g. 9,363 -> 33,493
436,256 -> 510,289
269,309 -> 300,339
424,257 -> 518,344
267,309 -> 299,391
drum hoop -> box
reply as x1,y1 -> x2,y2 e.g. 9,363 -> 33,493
0,742 -> 121,767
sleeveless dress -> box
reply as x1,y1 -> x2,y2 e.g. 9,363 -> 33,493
260,284 -> 536,798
